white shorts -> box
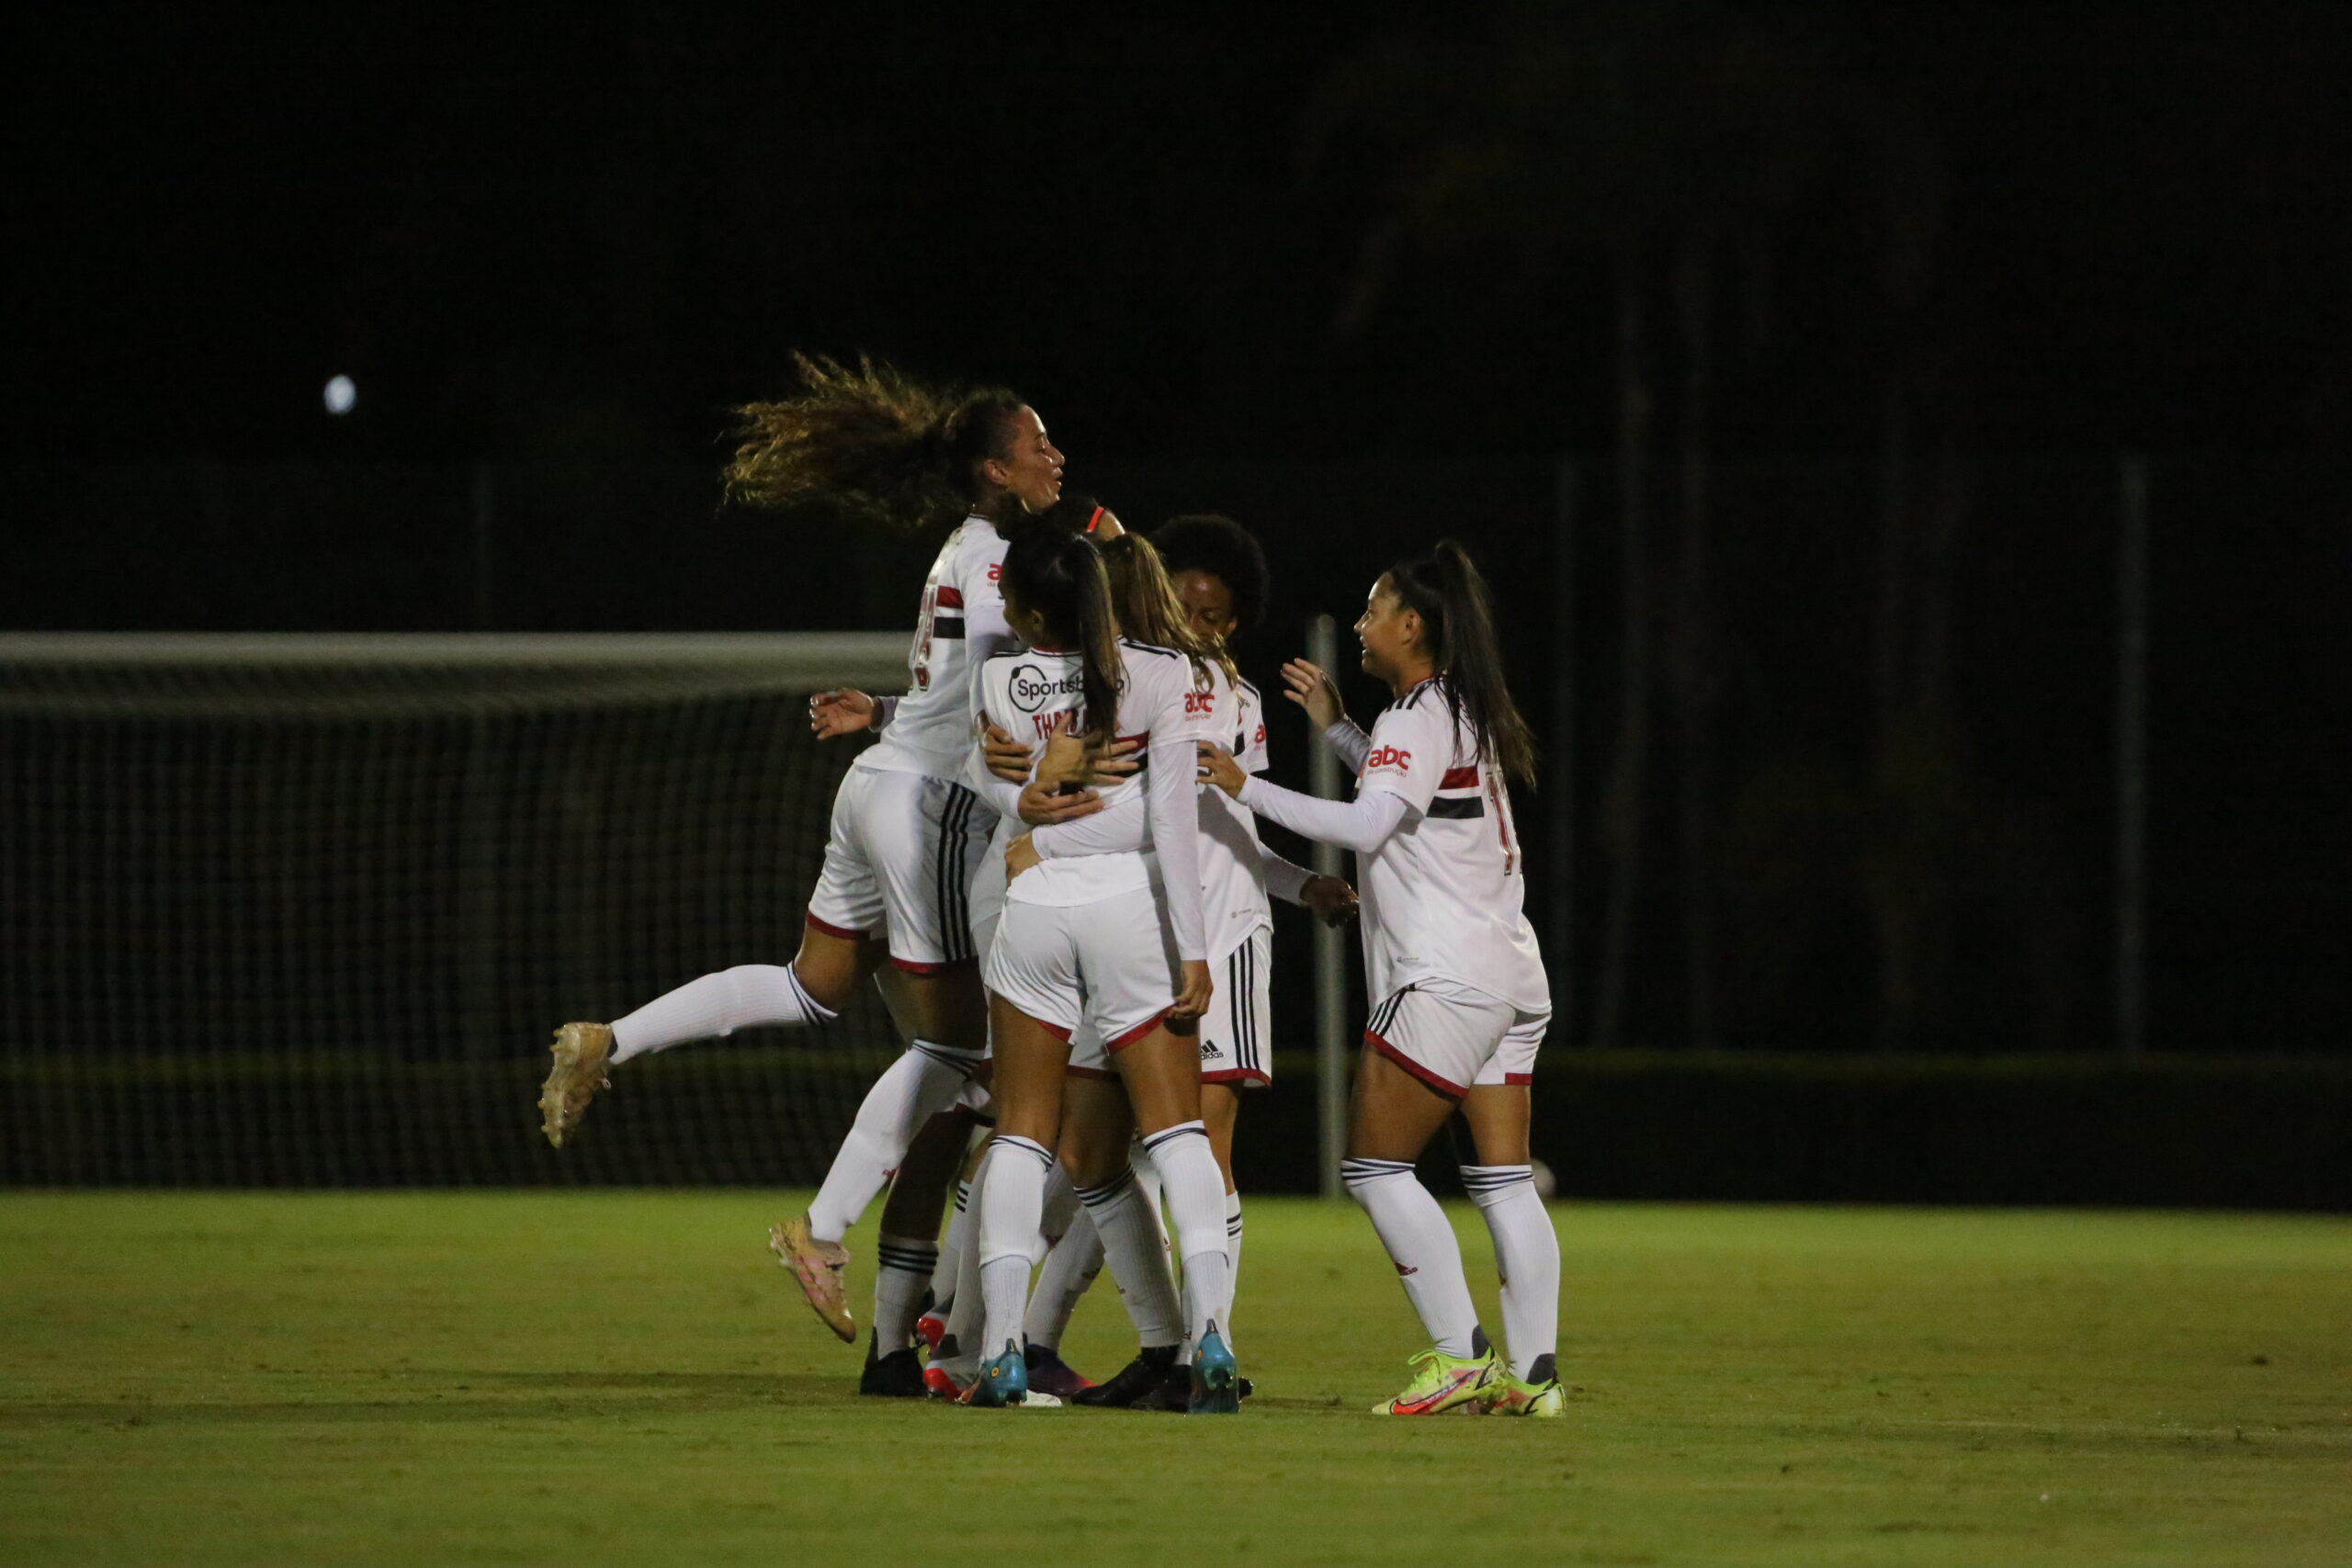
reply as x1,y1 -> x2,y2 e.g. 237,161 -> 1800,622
1363,979 -> 1549,1100
1192,928 -> 1272,1089
805,763 -> 993,973
985,892 -> 1181,1066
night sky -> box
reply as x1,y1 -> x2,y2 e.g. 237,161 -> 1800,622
9,2 -> 2351,463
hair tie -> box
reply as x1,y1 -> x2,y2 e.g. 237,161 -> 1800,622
1085,505 -> 1105,535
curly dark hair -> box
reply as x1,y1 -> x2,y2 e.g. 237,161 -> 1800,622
723,352 -> 1024,534
1149,513 -> 1270,632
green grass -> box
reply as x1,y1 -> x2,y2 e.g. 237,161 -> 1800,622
2,1194 -> 2346,1566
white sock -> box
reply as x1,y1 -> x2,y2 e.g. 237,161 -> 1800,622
804,1042 -> 983,1242
927,1181 -> 971,1318
1138,1122 -> 1234,1353
939,1180 -> 986,1371
1463,1165 -> 1560,1382
1075,1164 -> 1182,1348
1040,1161 -> 1080,1247
608,964 -> 832,1064
1222,1189 -> 1244,1351
975,1134 -> 1053,1360
1342,1156 -> 1481,1359
1023,1206 -> 1104,1353
872,1234 -> 938,1353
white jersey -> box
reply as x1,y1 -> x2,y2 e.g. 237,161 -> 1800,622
1194,679 -> 1275,960
862,514 -> 1010,779
978,638 -> 1221,959
1027,671 -> 1271,962
1353,678 -> 1547,1012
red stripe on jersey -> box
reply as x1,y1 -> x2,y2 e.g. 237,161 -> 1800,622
1117,731 -> 1150,750
1441,765 -> 1479,790
934,585 -> 966,609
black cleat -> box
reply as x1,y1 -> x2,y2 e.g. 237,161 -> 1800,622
1071,1346 -> 1181,1408
1126,1365 -> 1197,1412
859,1345 -> 929,1398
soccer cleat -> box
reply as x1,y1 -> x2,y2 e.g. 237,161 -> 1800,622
537,1022 -> 613,1147
914,1311 -> 949,1355
1482,1372 -> 1567,1417
768,1214 -> 855,1343
859,1345 -> 928,1398
1371,1346 -> 1498,1416
1072,1346 -> 1182,1408
967,1339 -> 1028,1407
1125,1367 -> 1199,1413
1188,1327 -> 1239,1415
1023,1342 -> 1095,1401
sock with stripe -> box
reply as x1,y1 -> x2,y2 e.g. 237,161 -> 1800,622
608,963 -> 833,1065
804,1041 -> 983,1243
938,1172 -> 986,1372
1023,1203 -> 1105,1353
1463,1165 -> 1560,1382
1138,1122 -> 1233,1353
871,1234 -> 939,1353
1341,1156 -> 1481,1359
1075,1164 -> 1182,1350
975,1134 -> 1055,1360
927,1180 -> 971,1318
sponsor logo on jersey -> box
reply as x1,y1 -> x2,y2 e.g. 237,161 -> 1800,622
1183,689 -> 1216,716
1009,664 -> 1084,714
1365,745 -> 1413,775
986,563 -> 1001,582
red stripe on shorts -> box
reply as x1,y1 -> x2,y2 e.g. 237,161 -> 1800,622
1364,1030 -> 1467,1100
1201,1068 -> 1272,1089
1064,1064 -> 1118,1081
1106,1009 -> 1172,1051
890,955 -> 978,975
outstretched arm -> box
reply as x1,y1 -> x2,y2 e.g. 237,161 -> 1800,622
1238,773 -> 1411,856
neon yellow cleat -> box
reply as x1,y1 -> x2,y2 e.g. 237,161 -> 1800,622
537,1022 -> 612,1147
1482,1372 -> 1567,1417
1370,1346 -> 1496,1416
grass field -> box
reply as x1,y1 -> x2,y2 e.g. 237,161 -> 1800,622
2,1194 -> 2346,1566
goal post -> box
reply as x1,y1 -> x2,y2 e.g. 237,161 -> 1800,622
0,632 -> 917,1188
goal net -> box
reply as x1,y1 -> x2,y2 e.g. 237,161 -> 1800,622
0,632 -> 918,1188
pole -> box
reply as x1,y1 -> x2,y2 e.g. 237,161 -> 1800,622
1308,613 -> 1350,1197
1549,457 -> 1577,1044
2116,455 -> 2149,1059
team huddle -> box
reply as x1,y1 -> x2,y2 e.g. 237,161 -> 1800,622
536,355 -> 1564,1417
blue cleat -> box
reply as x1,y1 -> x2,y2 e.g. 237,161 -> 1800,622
1188,1325 -> 1239,1415
967,1339 -> 1028,1407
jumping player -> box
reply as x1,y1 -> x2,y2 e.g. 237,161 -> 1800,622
1199,540 -> 1566,1417
535,355 -> 1099,1378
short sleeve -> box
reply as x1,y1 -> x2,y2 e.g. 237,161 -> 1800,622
1148,652 -> 1223,742
1238,682 -> 1271,774
1354,698 -> 1449,816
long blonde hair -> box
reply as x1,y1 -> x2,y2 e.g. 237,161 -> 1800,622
1097,534 -> 1238,692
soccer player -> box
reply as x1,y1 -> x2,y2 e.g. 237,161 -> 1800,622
535,355 -> 1104,1384
1199,540 -> 1566,1417
965,526 -> 1242,1411
1002,520 -> 1357,1406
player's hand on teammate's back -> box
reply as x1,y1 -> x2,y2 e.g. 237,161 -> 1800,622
1195,740 -> 1246,798
808,689 -> 876,739
1016,776 -> 1102,826
1170,958 -> 1214,1020
1036,714 -> 1140,790
1279,658 -> 1346,729
1004,831 -> 1042,883
980,722 -> 1032,784
1302,874 -> 1359,928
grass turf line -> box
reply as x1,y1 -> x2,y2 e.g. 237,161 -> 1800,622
2,1194 -> 2346,1566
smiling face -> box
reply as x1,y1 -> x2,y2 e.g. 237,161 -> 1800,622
982,405 -> 1065,513
1170,568 -> 1238,643
1352,574 -> 1425,689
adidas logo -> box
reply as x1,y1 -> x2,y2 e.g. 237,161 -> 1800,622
1198,1042 -> 1216,1061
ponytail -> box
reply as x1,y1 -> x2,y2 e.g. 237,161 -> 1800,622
1001,528 -> 1121,752
725,352 -> 1023,534
1385,539 -> 1536,786
1097,534 -> 1239,694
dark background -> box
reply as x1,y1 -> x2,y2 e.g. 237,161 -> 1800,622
6,2 -> 2346,1064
